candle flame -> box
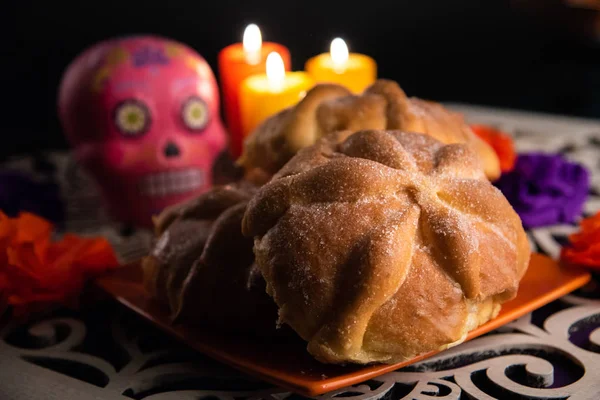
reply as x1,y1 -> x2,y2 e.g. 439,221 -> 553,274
266,52 -> 285,91
243,24 -> 262,65
330,38 -> 349,70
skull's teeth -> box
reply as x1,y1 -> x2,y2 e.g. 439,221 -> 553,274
140,169 -> 204,197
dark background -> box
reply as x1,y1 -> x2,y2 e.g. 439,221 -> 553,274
3,0 -> 600,159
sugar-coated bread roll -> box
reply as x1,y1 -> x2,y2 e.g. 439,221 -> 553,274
142,181 -> 278,334
238,80 -> 501,182
243,130 -> 529,364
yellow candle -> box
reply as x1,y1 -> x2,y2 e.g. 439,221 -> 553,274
305,38 -> 376,93
240,52 -> 314,137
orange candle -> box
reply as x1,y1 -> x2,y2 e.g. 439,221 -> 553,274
218,24 -> 291,158
305,38 -> 376,93
240,52 -> 314,138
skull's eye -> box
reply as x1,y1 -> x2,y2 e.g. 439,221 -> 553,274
181,96 -> 209,131
114,100 -> 150,136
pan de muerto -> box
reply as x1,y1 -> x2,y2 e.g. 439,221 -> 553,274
238,80 -> 500,183
243,130 -> 529,364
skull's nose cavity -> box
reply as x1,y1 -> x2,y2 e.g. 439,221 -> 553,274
164,142 -> 181,158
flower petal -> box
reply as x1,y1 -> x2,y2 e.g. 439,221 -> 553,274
560,212 -> 600,269
495,153 -> 589,228
470,125 -> 516,173
0,212 -> 120,319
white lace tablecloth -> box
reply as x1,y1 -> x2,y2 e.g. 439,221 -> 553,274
1,105 -> 599,400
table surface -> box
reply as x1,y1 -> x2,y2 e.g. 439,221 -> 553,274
1,105 -> 600,400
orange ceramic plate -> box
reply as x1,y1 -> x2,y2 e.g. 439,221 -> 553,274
95,253 -> 590,396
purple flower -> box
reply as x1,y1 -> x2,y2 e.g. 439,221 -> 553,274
495,153 -> 590,228
0,171 -> 64,224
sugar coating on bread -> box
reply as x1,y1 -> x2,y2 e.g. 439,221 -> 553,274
239,80 -> 501,182
243,130 -> 529,364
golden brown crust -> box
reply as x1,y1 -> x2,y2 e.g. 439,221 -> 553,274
142,182 -> 279,335
237,84 -> 352,178
238,79 -> 501,181
243,130 -> 529,364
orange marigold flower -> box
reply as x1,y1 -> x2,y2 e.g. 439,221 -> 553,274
470,124 -> 517,173
0,211 -> 120,318
560,211 -> 600,270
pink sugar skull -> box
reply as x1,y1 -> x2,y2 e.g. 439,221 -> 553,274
58,36 -> 227,227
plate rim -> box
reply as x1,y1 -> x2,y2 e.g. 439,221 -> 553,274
95,252 -> 591,396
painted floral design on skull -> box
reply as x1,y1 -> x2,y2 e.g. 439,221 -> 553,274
58,36 -> 227,227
